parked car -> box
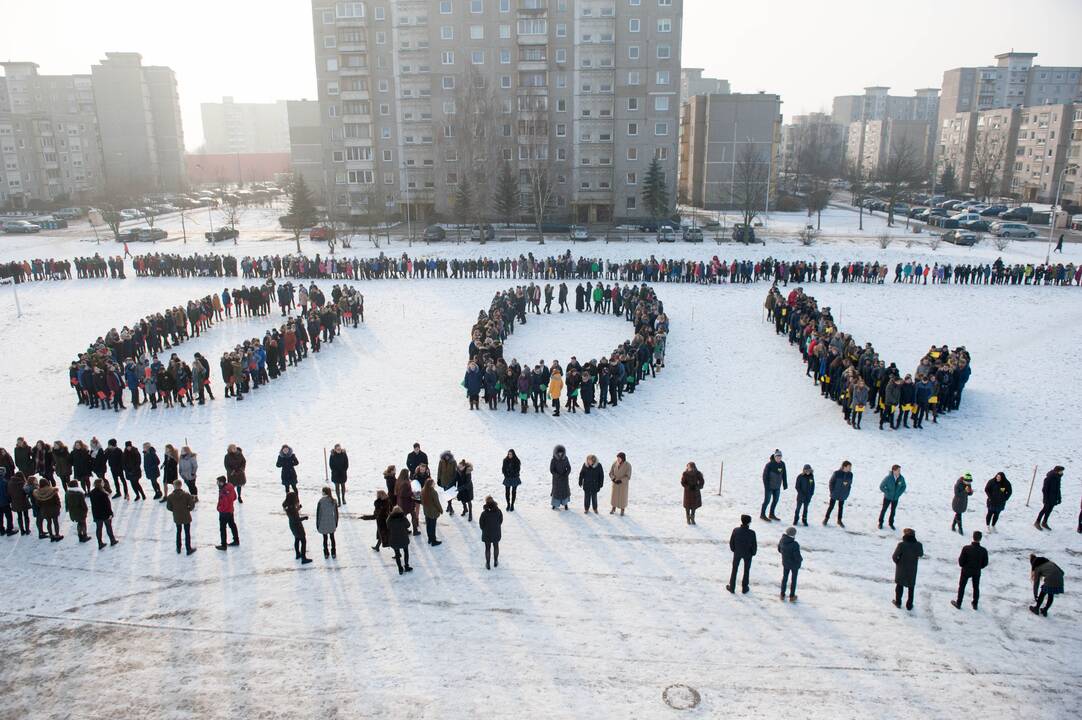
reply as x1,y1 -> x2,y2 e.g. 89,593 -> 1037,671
941,230 -> 980,246
119,209 -> 140,221
569,225 -> 590,241
683,226 -> 704,242
2,220 -> 41,234
136,227 -> 168,242
959,219 -> 991,232
952,213 -> 983,225
1000,206 -> 1033,221
637,219 -> 678,232
469,224 -> 495,242
929,215 -> 959,229
908,206 -> 928,218
938,199 -> 964,210
205,228 -> 239,243
309,225 -> 334,241
732,224 -> 757,243
422,225 -> 446,242
993,222 -> 1037,238
979,205 -> 1008,217
656,226 -> 676,243
54,207 -> 85,220
1071,214 -> 1082,231
701,218 -> 720,229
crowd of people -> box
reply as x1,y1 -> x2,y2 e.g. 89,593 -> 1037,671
463,283 -> 668,415
766,286 -> 972,429
6,249 -> 1081,287
67,280 -> 364,410
0,437 -> 1073,613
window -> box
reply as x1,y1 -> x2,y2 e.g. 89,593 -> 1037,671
333,151 -> 344,162
327,81 -> 340,95
556,73 -> 567,88
447,172 -> 459,184
381,127 -> 391,139
500,48 -> 512,63
471,50 -> 485,64
557,149 -> 567,160
654,96 -> 669,111
629,18 -> 640,32
470,25 -> 484,39
557,99 -> 567,112
384,173 -> 394,184
326,58 -> 339,72
519,18 -> 547,34
628,46 -> 639,60
655,147 -> 668,160
556,23 -> 567,37
657,45 -> 670,59
628,122 -> 638,136
378,79 -> 389,92
654,122 -> 669,136
555,48 -> 567,63
628,71 -> 640,85
500,0 -> 510,10
657,18 -> 671,32
626,172 -> 637,185
556,123 -> 567,137
328,104 -> 339,117
347,169 -> 374,184
627,97 -> 639,111
630,0 -> 641,5
383,149 -> 393,161
336,2 -> 364,18
656,70 -> 670,85
441,50 -> 455,65
374,6 -> 385,19
324,36 -> 337,48
659,0 -> 672,5
470,0 -> 483,13
440,25 -> 454,40
442,76 -> 455,89
501,75 -> 512,89
379,103 -> 390,114
322,10 -> 334,23
626,197 -> 636,210
627,147 -> 637,160
439,0 -> 452,13
346,146 -> 373,161
500,24 -> 511,38
376,31 -> 386,44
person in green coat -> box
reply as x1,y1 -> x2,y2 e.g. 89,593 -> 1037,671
878,465 -> 906,530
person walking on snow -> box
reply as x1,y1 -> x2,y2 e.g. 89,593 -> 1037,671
879,465 -> 906,530
951,474 -> 973,535
215,476 -> 239,550
277,445 -> 299,496
778,526 -> 803,602
824,461 -> 852,527
984,471 -> 1012,531
316,486 -> 339,558
891,527 -> 924,610
479,496 -> 503,570
951,531 -> 988,610
1034,466 -> 1063,530
682,462 -> 704,525
761,450 -> 787,521
283,490 -> 313,564
726,515 -> 757,594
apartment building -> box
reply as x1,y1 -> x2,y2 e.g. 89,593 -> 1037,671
780,112 -> 844,177
845,118 -> 931,178
1065,107 -> 1082,208
938,52 -> 1082,139
286,99 -> 326,193
678,92 -> 781,209
0,62 -> 105,208
1010,103 -> 1073,203
91,52 -> 187,193
832,86 -> 939,153
937,107 -> 1019,199
309,0 -> 682,224
680,68 -> 728,104
201,97 -> 291,154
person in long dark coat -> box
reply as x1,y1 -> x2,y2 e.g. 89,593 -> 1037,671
778,526 -> 803,602
328,444 -> 349,505
501,449 -> 521,512
282,490 -> 312,564
277,445 -> 299,496
224,444 -> 247,503
892,528 -> 924,610
479,496 -> 504,570
681,462 -> 705,525
550,445 -> 571,510
88,478 -> 117,549
387,505 -> 412,575
1034,465 -> 1064,530
361,490 -> 391,551
951,474 -> 973,535
726,514 -> 757,593
984,471 -> 1012,530
793,464 -> 815,527
65,480 -> 90,543
951,531 -> 988,610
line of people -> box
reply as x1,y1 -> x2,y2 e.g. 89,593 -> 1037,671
767,286 -> 972,429
464,284 -> 667,415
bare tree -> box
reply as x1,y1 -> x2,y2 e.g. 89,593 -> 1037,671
439,67 -> 505,230
797,126 -> 842,230
733,143 -> 770,238
521,106 -> 560,244
847,160 -> 866,231
971,133 -> 1006,202
877,136 -> 924,227
222,199 -> 246,236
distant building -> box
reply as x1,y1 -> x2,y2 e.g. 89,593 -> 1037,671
781,112 -> 844,177
200,97 -> 291,154
1066,107 -> 1082,208
678,92 -> 781,209
0,62 -> 105,208
91,52 -> 187,193
286,99 -> 325,196
937,107 -> 1019,199
845,119 -> 931,178
680,68 -> 728,104
938,52 -> 1082,139
1010,103 -> 1073,203
832,86 -> 939,150
185,153 -> 292,186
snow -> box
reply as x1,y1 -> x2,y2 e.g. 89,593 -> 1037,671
0,232 -> 1080,719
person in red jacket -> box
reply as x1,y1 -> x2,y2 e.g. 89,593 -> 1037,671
215,476 -> 239,550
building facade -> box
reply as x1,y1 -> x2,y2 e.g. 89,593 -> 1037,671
845,118 -> 931,178
937,107 -> 1019,199
91,52 -> 187,194
680,68 -> 728,104
678,92 -> 781,209
286,99 -> 326,194
1066,107 -> 1082,208
309,0 -> 682,224
1010,103 -> 1073,203
780,112 -> 844,178
201,97 -> 291,154
938,52 -> 1082,141
0,62 -> 105,208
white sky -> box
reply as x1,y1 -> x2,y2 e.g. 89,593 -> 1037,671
2,0 -> 1079,150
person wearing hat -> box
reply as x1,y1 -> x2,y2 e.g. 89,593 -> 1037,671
951,531 -> 988,610
1034,466 -> 1064,530
726,515 -> 757,594
778,526 -> 803,602
951,474 -> 974,535
793,464 -> 815,527
760,450 -> 788,522
1029,554 -> 1064,616
891,528 -> 924,610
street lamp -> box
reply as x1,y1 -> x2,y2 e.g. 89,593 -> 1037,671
1046,162 -> 1079,265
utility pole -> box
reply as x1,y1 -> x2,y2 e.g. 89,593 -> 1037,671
1046,163 -> 1078,264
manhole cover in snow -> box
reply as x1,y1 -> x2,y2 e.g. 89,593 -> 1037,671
662,684 -> 701,710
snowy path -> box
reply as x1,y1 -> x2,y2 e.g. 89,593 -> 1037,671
0,243 -> 1080,718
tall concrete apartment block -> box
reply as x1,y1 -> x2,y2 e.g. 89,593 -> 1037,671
0,62 -> 105,208
286,100 -> 325,192
310,0 -> 682,223
938,52 -> 1082,137
1011,103 -> 1073,203
680,68 -> 728,104
678,92 -> 781,209
202,97 -> 291,154
1067,107 -> 1082,208
832,86 -> 939,151
937,107 -> 1020,198
91,52 -> 187,193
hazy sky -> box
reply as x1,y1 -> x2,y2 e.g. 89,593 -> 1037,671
3,0 -> 1079,150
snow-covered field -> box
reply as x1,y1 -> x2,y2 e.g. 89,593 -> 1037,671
0,234 -> 1080,719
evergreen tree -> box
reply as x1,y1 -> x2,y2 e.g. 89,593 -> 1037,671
641,157 -> 669,222
455,173 -> 474,224
940,162 -> 958,196
285,173 -> 319,252
494,162 -> 520,223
